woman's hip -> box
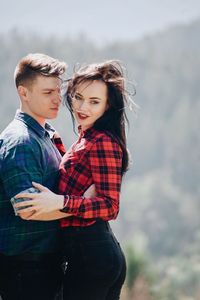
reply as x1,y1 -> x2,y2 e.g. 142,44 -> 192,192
61,220 -> 126,280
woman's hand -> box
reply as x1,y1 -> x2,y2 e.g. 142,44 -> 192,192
14,182 -> 64,217
18,211 -> 36,220
18,210 -> 70,221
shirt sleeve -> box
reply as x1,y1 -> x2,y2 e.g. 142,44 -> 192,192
61,136 -> 123,221
1,141 -> 44,198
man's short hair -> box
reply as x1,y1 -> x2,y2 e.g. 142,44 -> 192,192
14,53 -> 67,88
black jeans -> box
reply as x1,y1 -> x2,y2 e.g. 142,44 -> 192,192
61,220 -> 126,300
0,253 -> 62,300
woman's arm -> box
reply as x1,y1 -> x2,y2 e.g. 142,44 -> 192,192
59,136 -> 123,220
18,210 -> 70,221
14,136 -> 122,221
14,182 -> 96,220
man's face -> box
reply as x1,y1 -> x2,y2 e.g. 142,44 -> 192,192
24,75 -> 62,125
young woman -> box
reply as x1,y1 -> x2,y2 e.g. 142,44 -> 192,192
15,60 -> 134,300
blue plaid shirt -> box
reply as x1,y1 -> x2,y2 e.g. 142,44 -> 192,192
0,110 -> 63,255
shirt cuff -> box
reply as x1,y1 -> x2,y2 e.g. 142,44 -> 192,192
59,195 -> 70,213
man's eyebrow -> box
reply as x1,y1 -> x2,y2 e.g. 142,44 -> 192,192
42,88 -> 57,91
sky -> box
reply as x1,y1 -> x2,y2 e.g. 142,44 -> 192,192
1,0 -> 200,44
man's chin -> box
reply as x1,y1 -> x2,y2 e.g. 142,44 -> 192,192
47,112 -> 59,119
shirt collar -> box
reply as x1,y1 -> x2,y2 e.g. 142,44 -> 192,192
78,125 -> 96,138
15,110 -> 56,138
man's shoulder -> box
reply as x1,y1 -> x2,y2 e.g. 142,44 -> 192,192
0,119 -> 39,150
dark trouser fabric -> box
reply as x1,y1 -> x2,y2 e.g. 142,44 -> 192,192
61,220 -> 126,300
0,253 -> 62,300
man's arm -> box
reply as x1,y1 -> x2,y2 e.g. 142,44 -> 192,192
2,141 -> 43,213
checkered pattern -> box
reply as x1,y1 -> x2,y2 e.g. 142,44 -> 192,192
59,127 -> 123,227
0,110 -> 65,255
52,135 -> 66,157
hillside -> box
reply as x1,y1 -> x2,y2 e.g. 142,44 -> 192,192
0,19 -> 199,298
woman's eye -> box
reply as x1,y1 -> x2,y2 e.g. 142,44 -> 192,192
91,101 -> 99,105
74,94 -> 82,101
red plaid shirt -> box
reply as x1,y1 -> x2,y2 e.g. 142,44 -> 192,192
58,127 -> 123,227
52,134 -> 66,157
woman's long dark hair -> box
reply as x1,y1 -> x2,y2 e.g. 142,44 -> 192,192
64,60 -> 134,175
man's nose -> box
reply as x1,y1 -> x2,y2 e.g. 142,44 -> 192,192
53,91 -> 61,103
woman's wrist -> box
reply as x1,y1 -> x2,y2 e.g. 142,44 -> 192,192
59,195 -> 69,213
56,195 -> 65,210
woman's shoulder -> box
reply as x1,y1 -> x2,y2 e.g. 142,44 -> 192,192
89,128 -> 115,142
90,129 -> 122,153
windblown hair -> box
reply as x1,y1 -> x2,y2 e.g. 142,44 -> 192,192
65,60 -> 135,175
14,53 -> 67,88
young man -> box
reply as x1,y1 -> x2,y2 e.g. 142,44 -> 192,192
0,53 -> 67,300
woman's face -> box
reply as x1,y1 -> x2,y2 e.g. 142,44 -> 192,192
72,80 -> 108,130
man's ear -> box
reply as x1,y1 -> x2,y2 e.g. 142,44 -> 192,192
18,85 -> 28,101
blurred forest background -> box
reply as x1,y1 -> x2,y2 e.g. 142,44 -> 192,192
0,14 -> 199,300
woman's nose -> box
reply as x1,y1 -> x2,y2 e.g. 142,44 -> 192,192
78,100 -> 89,111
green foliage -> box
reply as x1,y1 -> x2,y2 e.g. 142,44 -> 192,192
125,245 -> 146,290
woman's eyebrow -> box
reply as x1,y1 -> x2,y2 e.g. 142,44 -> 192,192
76,92 -> 102,101
75,92 -> 83,97
89,97 -> 102,100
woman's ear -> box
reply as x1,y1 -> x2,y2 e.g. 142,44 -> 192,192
106,102 -> 110,110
